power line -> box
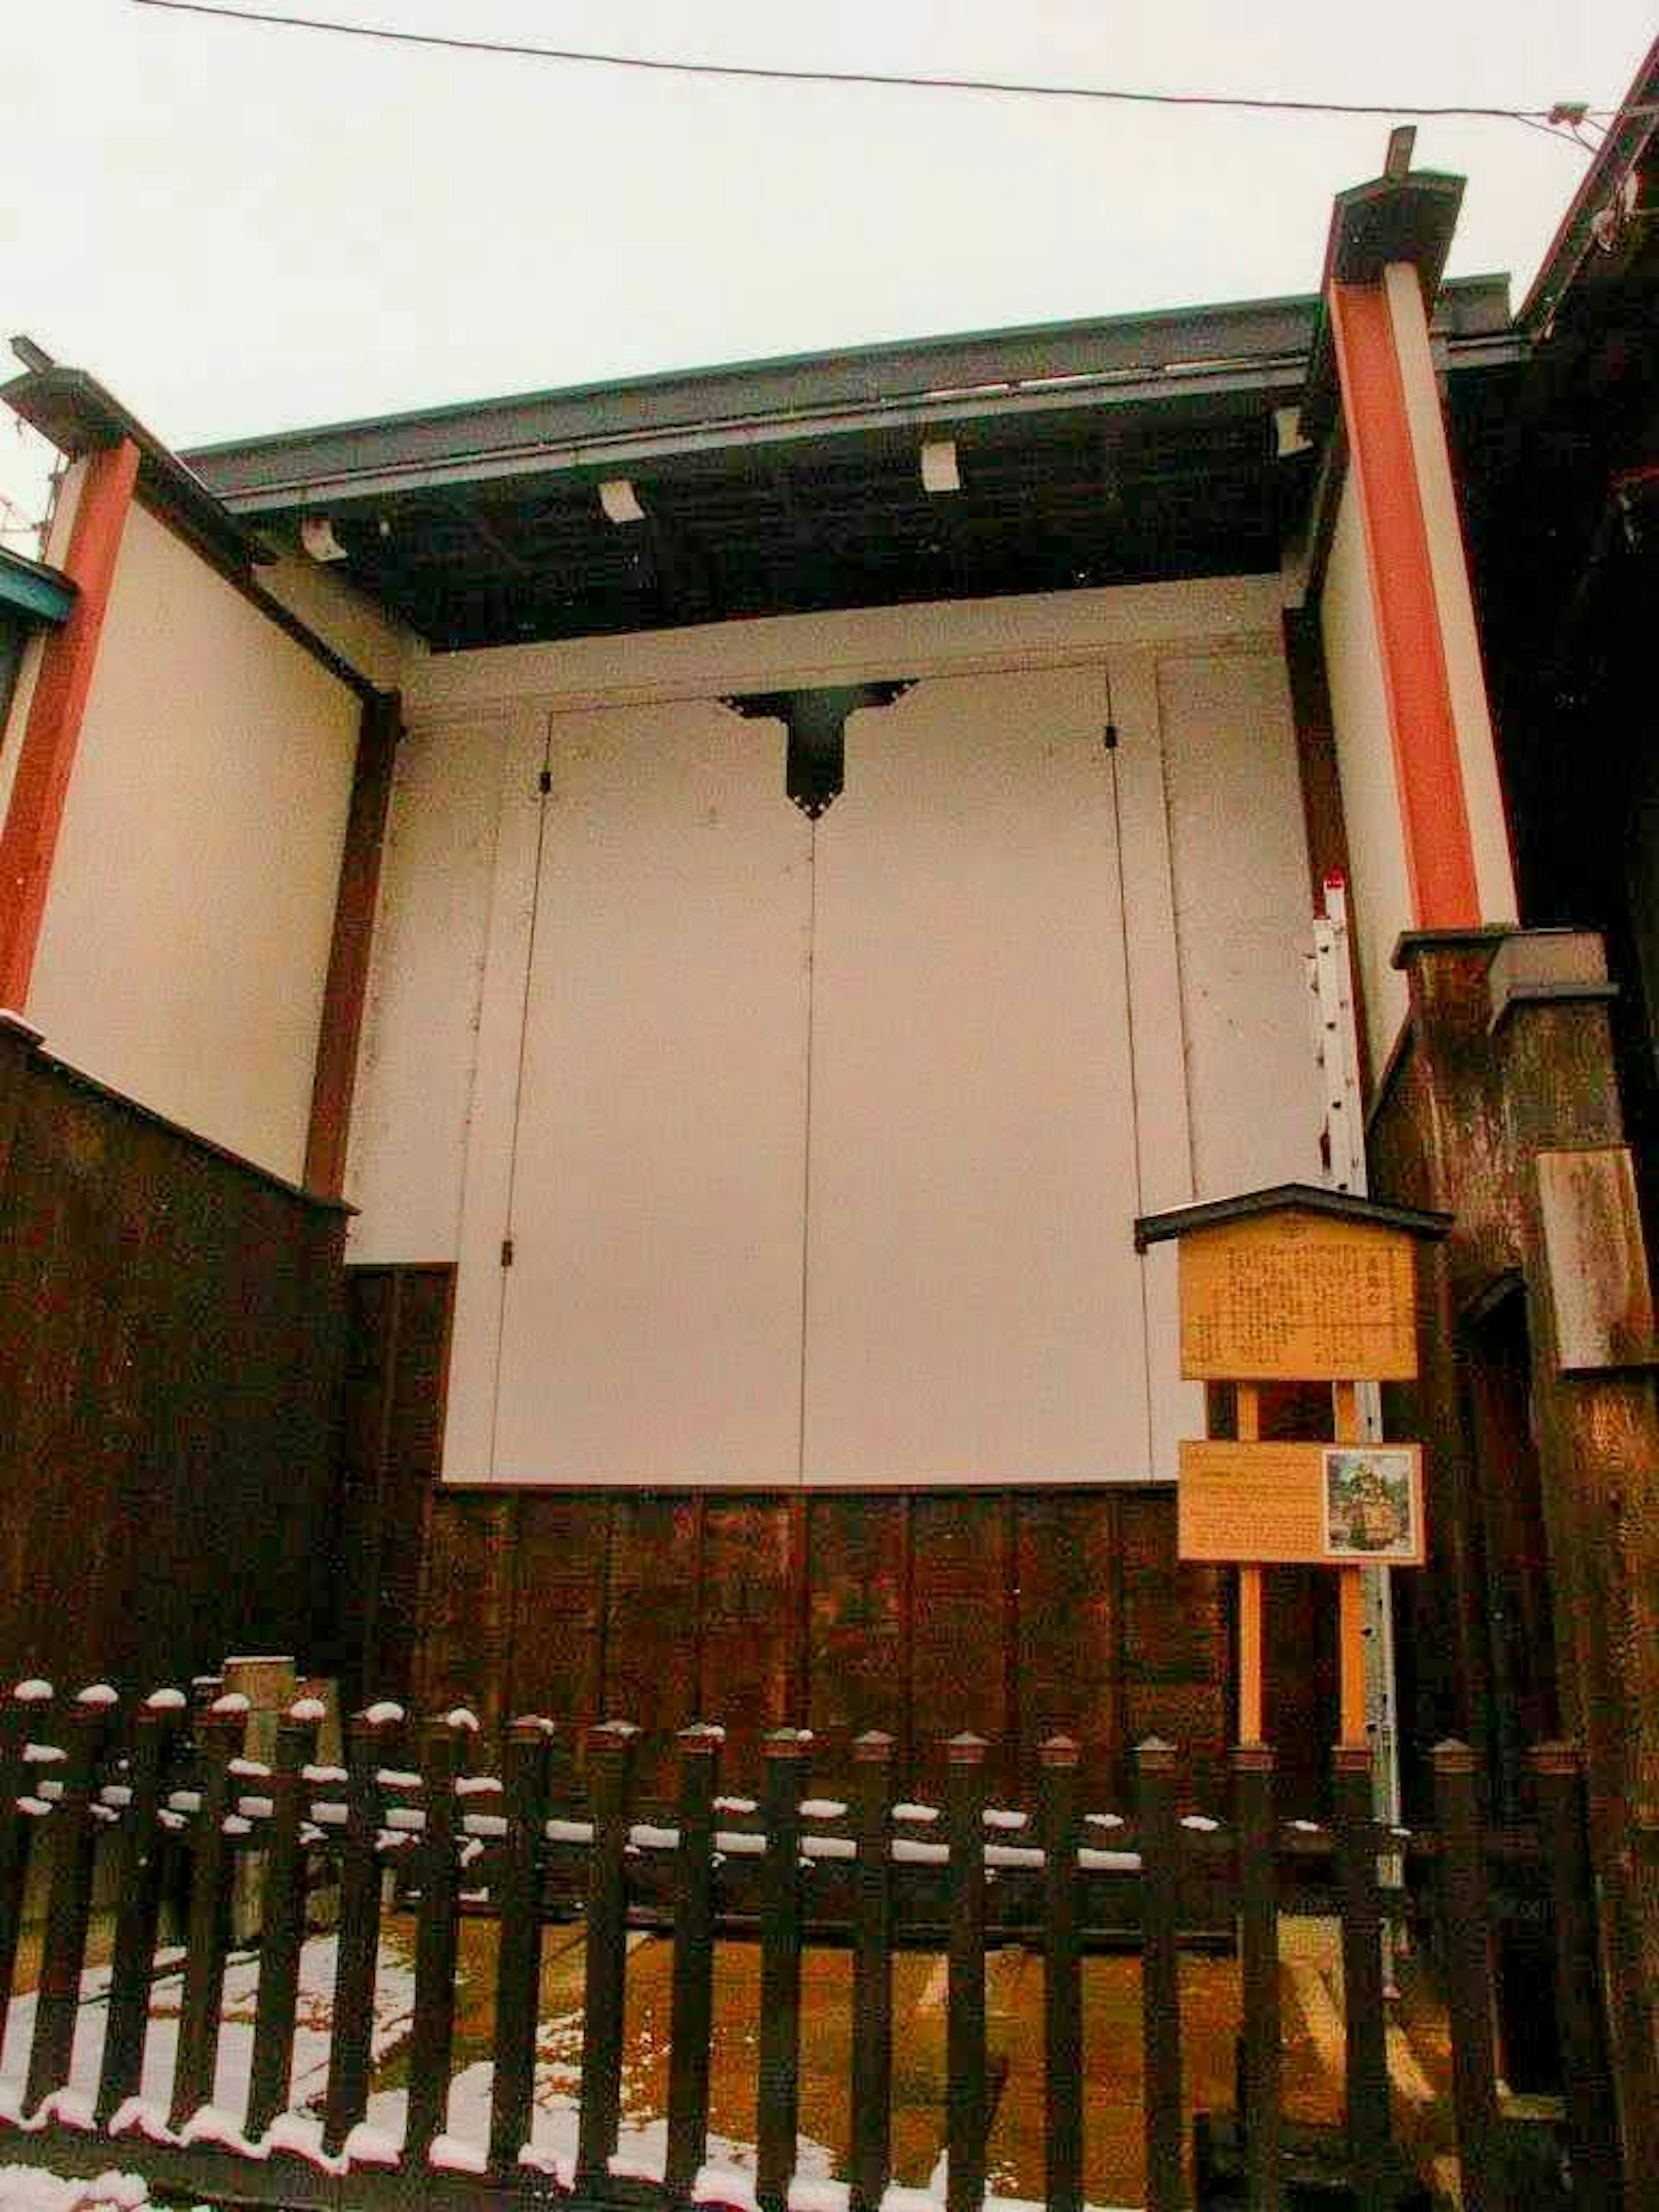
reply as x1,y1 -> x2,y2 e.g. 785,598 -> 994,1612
129,0 -> 1637,135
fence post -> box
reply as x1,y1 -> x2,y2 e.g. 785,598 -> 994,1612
665,1722 -> 722,2204
1332,1743 -> 1392,2212
96,1691 -> 186,2124
849,1730 -> 895,2212
404,1712 -> 473,2163
757,1727 -> 808,2212
489,1716 -> 554,2179
946,1732 -> 989,2212
1527,1742 -> 1624,2212
25,1684 -> 115,2113
576,1719 -> 640,2191
1431,1741 -> 1506,2212
166,1693 -> 247,2130
1232,1742 -> 1282,2212
242,1699 -> 321,2141
322,1705 -> 398,2156
1136,1737 -> 1186,2212
1039,1736 -> 1083,2212
0,1681 -> 52,2056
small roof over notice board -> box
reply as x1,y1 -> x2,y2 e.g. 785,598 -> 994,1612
1134,1183 -> 1452,1383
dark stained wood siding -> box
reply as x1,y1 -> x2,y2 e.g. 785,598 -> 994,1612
335,1264 -> 454,1709
0,1018 -> 348,1692
411,1484 -> 1241,1806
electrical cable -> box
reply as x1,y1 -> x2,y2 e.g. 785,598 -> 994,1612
128,0 -> 1644,136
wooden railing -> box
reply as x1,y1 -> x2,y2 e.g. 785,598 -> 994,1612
0,1681 -> 1623,2212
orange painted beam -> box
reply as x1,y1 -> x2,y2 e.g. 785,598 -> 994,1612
0,439 -> 140,1008
1329,280 -> 1479,929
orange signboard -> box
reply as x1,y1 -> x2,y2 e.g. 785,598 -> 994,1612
1176,1211 -> 1419,1382
1178,1439 -> 1425,1567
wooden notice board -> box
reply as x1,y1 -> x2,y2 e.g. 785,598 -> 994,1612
1176,1211 -> 1419,1382
1178,1439 -> 1425,1566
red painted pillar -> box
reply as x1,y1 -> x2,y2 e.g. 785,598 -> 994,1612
1329,278 -> 1480,929
0,439 -> 139,1009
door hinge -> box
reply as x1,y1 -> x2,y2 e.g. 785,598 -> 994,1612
500,1236 -> 515,1268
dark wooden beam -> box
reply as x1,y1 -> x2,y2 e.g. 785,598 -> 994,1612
305,687 -> 401,1198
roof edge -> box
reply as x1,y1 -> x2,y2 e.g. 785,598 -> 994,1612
1520,34 -> 1659,332
1134,1182 -> 1453,1250
1301,167 -> 1467,445
0,544 -> 75,625
1,365 -> 267,579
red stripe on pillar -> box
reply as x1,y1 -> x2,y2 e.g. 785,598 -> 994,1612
1329,280 -> 1479,929
0,439 -> 140,1009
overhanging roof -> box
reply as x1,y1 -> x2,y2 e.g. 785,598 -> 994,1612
172,278 -> 1512,655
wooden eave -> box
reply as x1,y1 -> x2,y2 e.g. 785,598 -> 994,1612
168,280 -> 1510,655
1300,168 -> 1468,445
1134,1182 -> 1452,1252
0,545 -> 75,626
0,365 -> 267,580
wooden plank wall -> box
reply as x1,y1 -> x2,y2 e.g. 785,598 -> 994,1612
412,1484 -> 1238,1806
336,1265 -> 453,1710
0,1019 -> 349,1692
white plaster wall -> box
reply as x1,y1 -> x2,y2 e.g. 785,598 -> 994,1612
347,581 -> 1314,1485
1159,650 -> 1325,1196
26,503 -> 359,1181
492,700 -> 812,1484
259,546 -> 413,691
1321,482 -> 1413,1076
343,713 -> 510,1259
803,665 -> 1144,1482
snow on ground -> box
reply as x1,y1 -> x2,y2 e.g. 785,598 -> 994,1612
1,1949 -> 1137,2211
0,2173 -> 149,2212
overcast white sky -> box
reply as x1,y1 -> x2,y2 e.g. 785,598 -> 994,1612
0,1 -> 1653,536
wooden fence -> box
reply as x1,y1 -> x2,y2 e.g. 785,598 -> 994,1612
0,1014 -> 350,1691
0,1681 -> 1624,2212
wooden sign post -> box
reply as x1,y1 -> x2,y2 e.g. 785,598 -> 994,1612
1135,1185 -> 1449,1751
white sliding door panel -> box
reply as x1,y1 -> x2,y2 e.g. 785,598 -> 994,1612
802,667 -> 1147,1482
493,703 -> 812,1483
1158,654 -> 1323,1198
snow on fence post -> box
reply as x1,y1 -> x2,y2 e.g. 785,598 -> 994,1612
1135,1737 -> 1184,2212
575,1719 -> 640,2191
945,1732 -> 989,2212
1039,1736 -> 1083,2212
25,1684 -> 118,2115
756,1726 -> 808,2212
1527,1741 -> 1623,2212
488,1716 -> 555,2179
322,1705 -> 399,2155
0,1680 -> 51,2043
95,1691 -> 186,2125
664,1721 -> 722,2203
848,1729 -> 895,2212
242,1698 -> 322,2142
1230,1742 -> 1283,2212
403,1711 -> 471,2163
166,1693 -> 248,2131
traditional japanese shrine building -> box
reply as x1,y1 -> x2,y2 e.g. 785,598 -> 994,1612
4,44 -> 1659,2155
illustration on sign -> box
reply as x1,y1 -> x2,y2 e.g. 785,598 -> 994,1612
1322,1446 -> 1420,1561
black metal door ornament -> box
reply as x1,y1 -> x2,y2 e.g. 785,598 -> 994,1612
722,681 -> 915,819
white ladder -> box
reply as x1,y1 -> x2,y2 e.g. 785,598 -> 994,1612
1307,875 -> 1405,1975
